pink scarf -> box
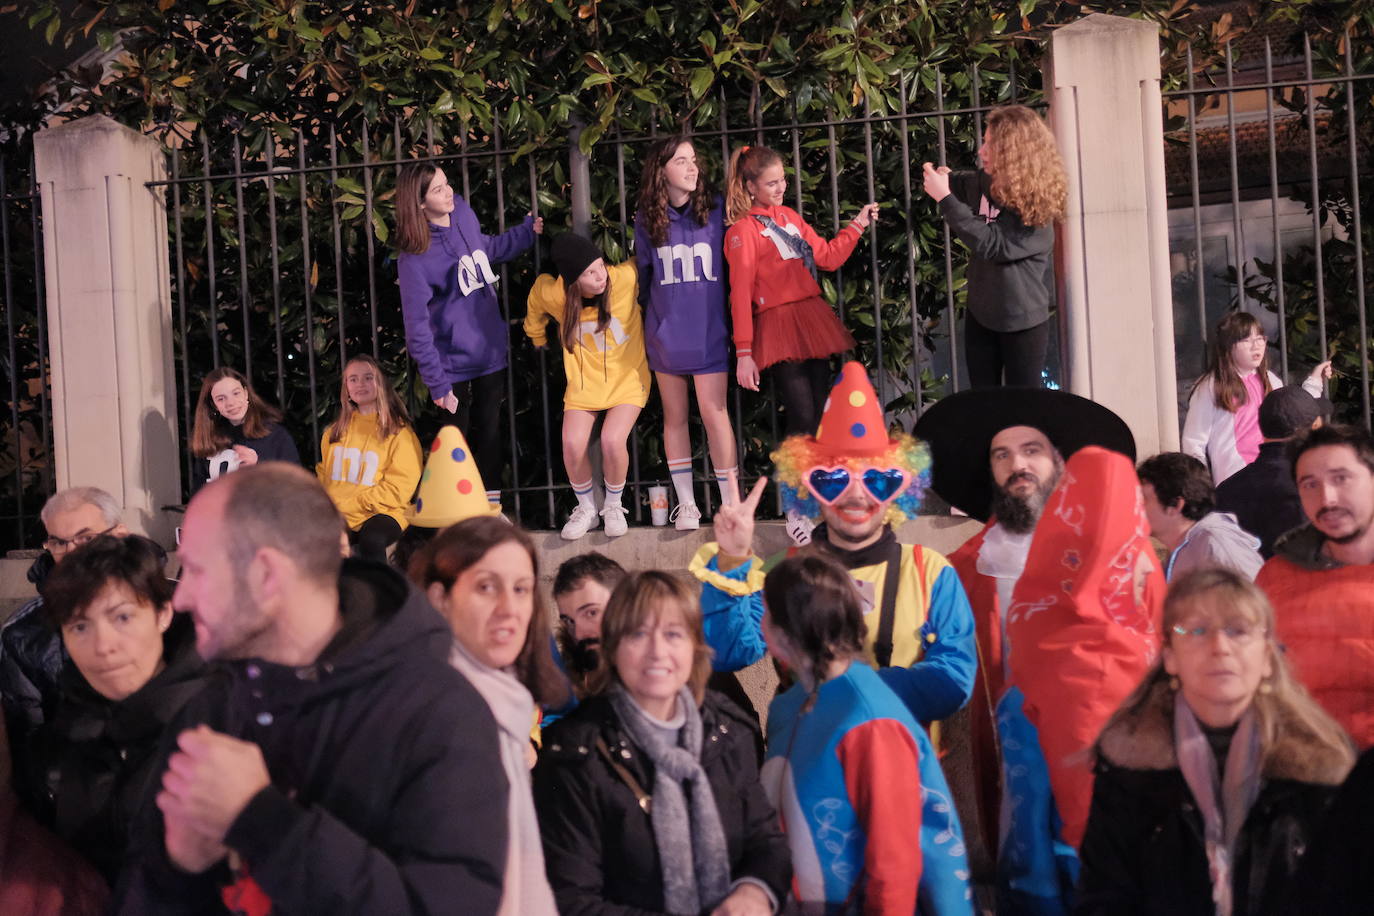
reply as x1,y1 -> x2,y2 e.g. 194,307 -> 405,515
1174,699 -> 1263,916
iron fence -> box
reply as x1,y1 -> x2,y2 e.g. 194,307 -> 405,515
1162,29 -> 1373,429
140,63 -> 1036,534
0,149 -> 51,554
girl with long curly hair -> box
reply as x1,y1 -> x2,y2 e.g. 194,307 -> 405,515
634,135 -> 737,527
1181,311 -> 1330,486
316,354 -> 423,561
189,367 -> 299,491
922,104 -> 1068,387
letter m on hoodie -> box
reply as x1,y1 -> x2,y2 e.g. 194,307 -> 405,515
654,242 -> 717,284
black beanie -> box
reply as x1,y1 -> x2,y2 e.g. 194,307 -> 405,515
551,233 -> 603,286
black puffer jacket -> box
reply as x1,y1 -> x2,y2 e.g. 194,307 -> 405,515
114,559 -> 509,915
1075,681 -> 1352,916
17,612 -> 207,885
1282,745 -> 1374,913
533,691 -> 791,916
0,552 -> 63,751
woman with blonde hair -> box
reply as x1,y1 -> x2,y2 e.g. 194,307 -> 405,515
922,104 -> 1068,387
1076,567 -> 1354,916
189,367 -> 299,491
533,570 -> 790,915
317,354 -> 423,561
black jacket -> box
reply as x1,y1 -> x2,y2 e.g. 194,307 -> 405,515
0,552 -> 63,752
1214,440 -> 1306,558
192,422 -> 302,492
938,169 -> 1056,333
533,691 -> 791,915
114,559 -> 509,915
1282,745 -> 1374,914
17,612 -> 207,885
1075,681 -> 1351,916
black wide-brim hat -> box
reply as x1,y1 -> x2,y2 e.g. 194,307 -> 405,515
912,386 -> 1136,521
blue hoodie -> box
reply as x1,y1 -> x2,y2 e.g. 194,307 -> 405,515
398,199 -> 536,401
633,196 -> 730,376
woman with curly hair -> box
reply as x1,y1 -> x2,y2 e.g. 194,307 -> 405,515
922,104 -> 1068,387
634,135 -> 738,526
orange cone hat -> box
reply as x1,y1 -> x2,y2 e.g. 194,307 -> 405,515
408,425 -> 501,527
813,361 -> 893,457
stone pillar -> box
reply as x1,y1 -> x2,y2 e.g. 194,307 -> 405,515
1047,14 -> 1179,456
34,115 -> 180,542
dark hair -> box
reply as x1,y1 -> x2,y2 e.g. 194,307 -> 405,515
40,534 -> 172,630
1191,312 -> 1270,413
395,162 -> 438,255
1288,423 -> 1374,481
636,135 -> 717,248
560,273 -> 611,353
588,570 -> 713,703
762,553 -> 866,686
552,551 -> 627,598
191,367 -> 286,458
1136,452 -> 1215,522
218,464 -> 345,588
408,515 -> 570,708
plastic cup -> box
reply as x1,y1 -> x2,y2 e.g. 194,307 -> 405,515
649,485 -> 670,526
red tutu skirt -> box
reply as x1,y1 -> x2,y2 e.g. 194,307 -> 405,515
753,297 -> 856,369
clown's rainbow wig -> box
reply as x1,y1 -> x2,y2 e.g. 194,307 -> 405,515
771,431 -> 932,524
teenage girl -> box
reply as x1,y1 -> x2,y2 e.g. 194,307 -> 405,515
634,135 -> 738,528
1182,311 -> 1330,485
723,145 -> 878,437
189,367 -> 299,492
922,104 -> 1067,387
524,234 -> 649,541
317,354 -> 423,562
396,161 -> 543,507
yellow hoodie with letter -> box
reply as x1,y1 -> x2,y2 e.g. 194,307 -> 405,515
316,412 -> 423,531
523,261 -> 650,411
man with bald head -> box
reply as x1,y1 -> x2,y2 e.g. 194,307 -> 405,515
916,388 -> 1164,914
116,464 -> 508,915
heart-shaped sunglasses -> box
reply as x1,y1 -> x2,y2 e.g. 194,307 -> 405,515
805,466 -> 909,505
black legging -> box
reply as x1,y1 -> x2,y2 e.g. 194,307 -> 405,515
964,314 -> 1049,387
351,514 -> 403,562
768,358 -> 833,437
452,369 -> 507,493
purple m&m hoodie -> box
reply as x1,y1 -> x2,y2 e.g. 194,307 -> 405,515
633,196 -> 730,376
398,197 -> 536,401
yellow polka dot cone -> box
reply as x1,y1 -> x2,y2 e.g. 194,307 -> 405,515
814,361 -> 891,458
408,425 -> 502,527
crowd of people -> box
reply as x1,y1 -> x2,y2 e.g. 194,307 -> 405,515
1,102 -> 1371,916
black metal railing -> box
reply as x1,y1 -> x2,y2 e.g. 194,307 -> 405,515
0,150 -> 51,555
143,63 -> 1037,533
1162,30 -> 1372,429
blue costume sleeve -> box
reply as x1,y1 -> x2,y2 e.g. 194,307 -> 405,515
690,544 -> 768,673
876,564 -> 977,723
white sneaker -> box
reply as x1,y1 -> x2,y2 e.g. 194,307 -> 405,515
601,504 -> 629,537
670,503 -> 702,531
786,508 -> 815,546
561,505 -> 600,540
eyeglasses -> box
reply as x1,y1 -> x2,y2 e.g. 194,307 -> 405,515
1170,621 -> 1266,645
805,466 -> 908,505
43,525 -> 118,554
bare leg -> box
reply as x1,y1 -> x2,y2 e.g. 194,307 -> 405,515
692,371 -> 737,475
598,403 -> 643,485
562,409 -> 598,485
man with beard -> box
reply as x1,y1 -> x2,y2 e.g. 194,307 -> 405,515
115,463 -> 509,914
691,361 -> 977,728
1256,423 -> 1374,749
552,552 -> 626,696
915,388 -> 1164,914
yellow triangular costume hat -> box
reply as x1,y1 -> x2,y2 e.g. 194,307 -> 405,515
408,425 -> 501,527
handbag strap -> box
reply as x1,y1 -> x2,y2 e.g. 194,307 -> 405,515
596,737 -> 652,814
752,214 -> 818,282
